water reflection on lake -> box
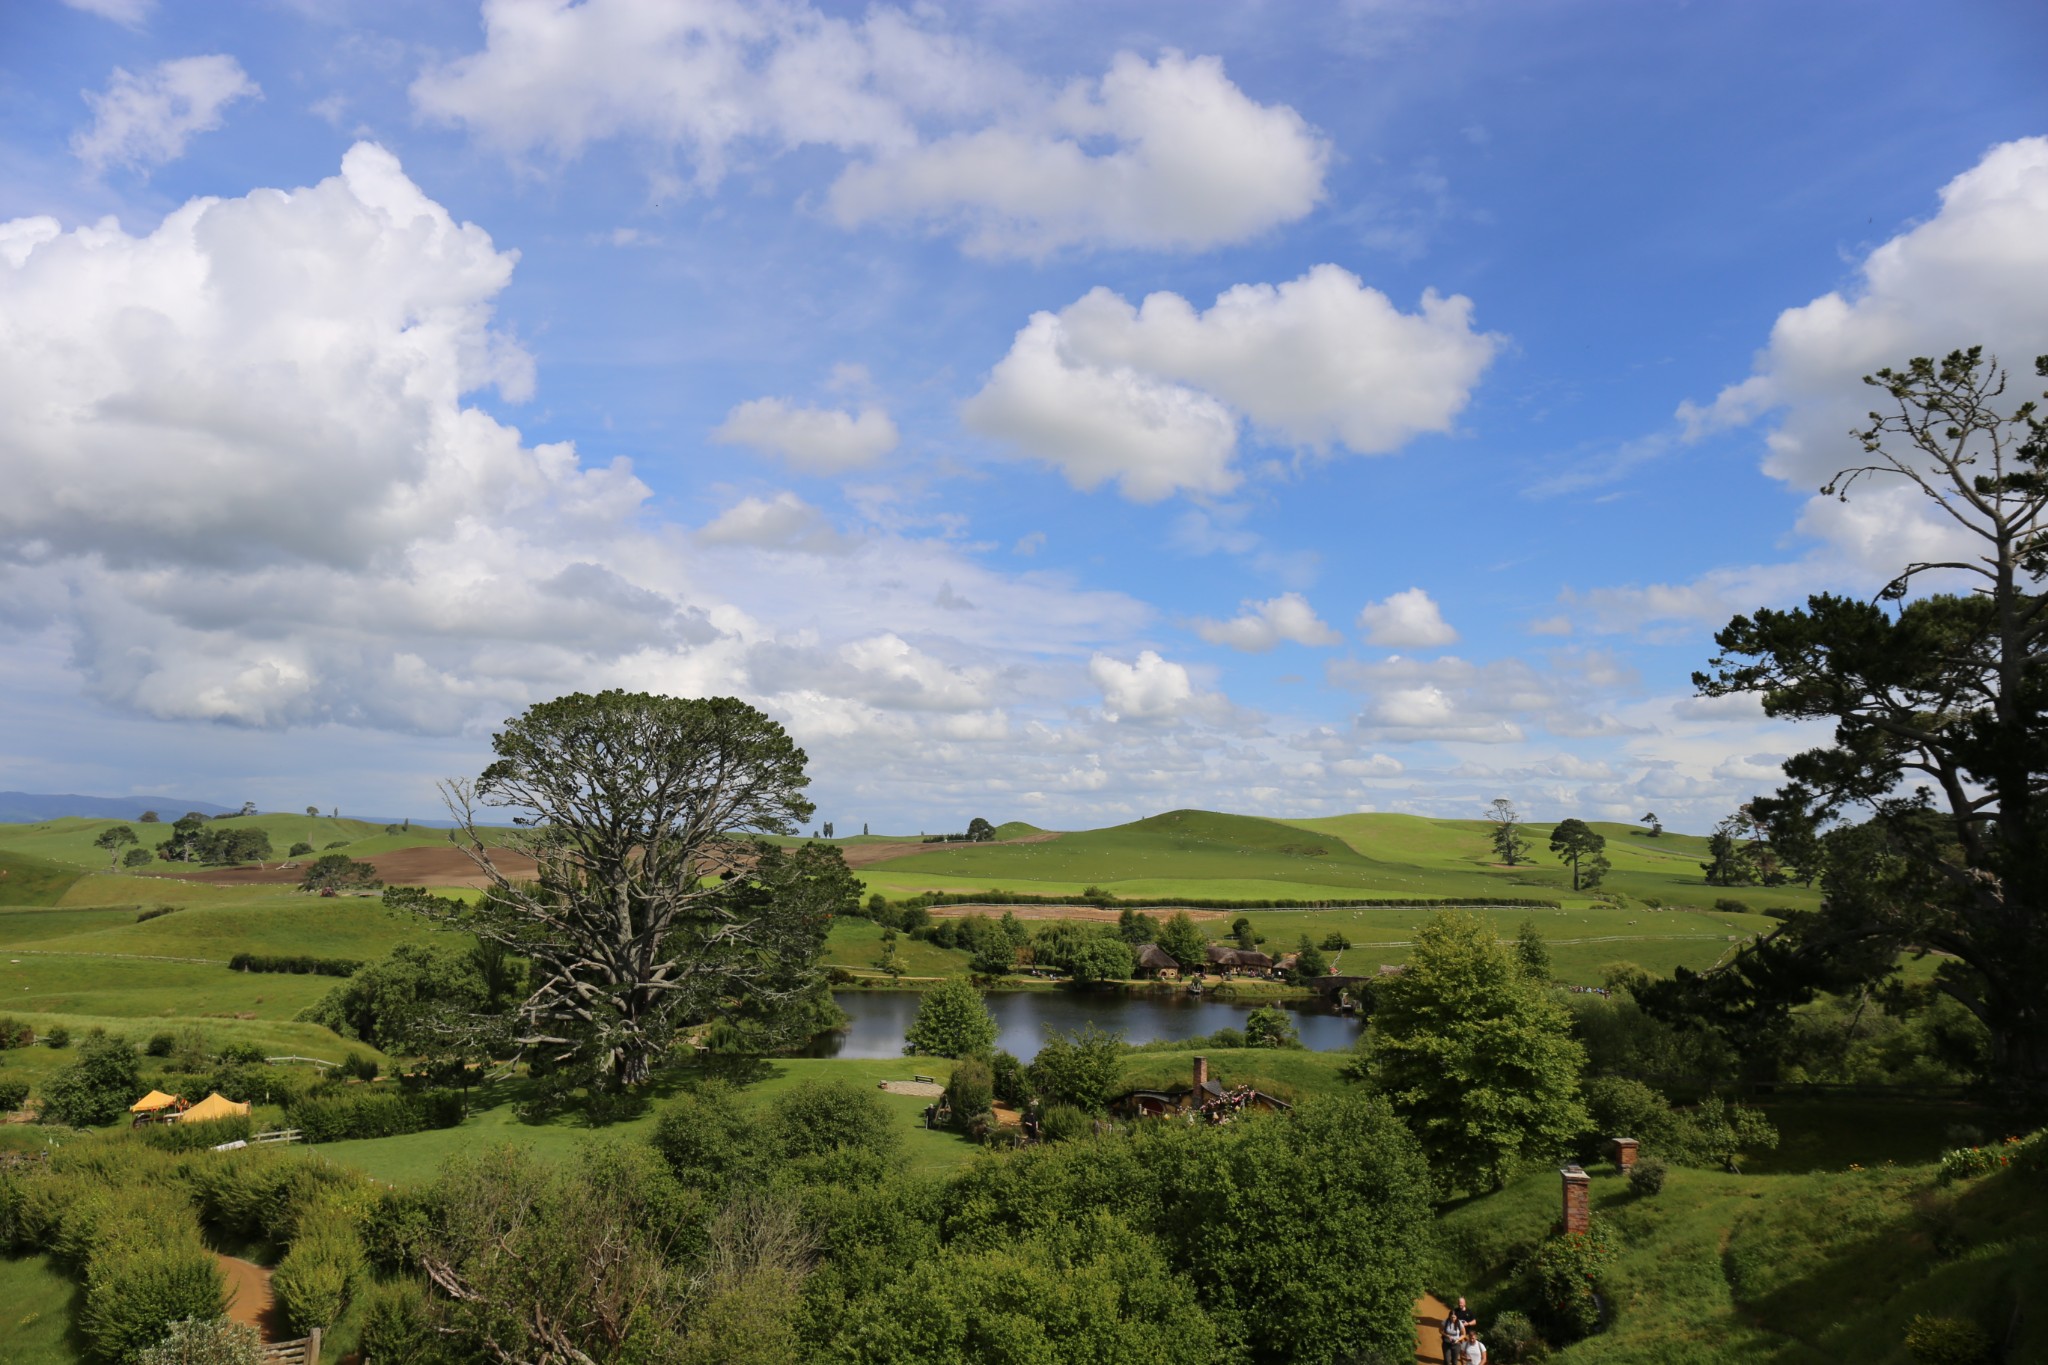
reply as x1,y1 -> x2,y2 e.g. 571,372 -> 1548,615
811,988 -> 1362,1061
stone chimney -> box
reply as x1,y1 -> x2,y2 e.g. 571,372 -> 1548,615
1192,1056 -> 1208,1089
1613,1137 -> 1639,1172
1560,1165 -> 1591,1236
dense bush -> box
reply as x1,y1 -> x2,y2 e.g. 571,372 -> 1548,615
769,1079 -> 898,1162
45,1025 -> 72,1048
287,841 -> 315,858
134,906 -> 179,923
1487,1310 -> 1546,1363
1936,1134 -> 2031,1185
227,953 -> 363,977
287,1088 -> 463,1143
1028,1025 -> 1124,1113
988,1049 -> 1028,1106
0,1014 -> 35,1047
356,1280 -> 455,1365
339,1051 -> 379,1081
0,1077 -> 29,1111
903,976 -> 998,1058
139,1116 -> 254,1153
123,847 -> 156,868
144,1031 -> 177,1058
1903,1314 -> 1996,1365
298,853 -> 382,893
1526,1218 -> 1618,1342
942,1059 -> 994,1131
83,1236 -> 227,1363
1627,1158 -> 1668,1197
134,1316 -> 262,1365
272,1215 -> 365,1334
1039,1102 -> 1089,1143
1243,1006 -> 1302,1049
40,1029 -> 140,1127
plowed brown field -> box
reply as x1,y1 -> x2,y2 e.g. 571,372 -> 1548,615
169,843 -> 537,888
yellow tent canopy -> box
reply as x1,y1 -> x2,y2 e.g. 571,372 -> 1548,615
130,1089 -> 185,1114
176,1092 -> 251,1124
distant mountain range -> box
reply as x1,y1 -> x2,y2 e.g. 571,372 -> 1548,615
0,791 -> 460,827
0,791 -> 237,824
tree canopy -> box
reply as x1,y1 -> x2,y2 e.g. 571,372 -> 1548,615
1486,798 -> 1530,865
904,976 -> 997,1059
1367,911 -> 1589,1192
1684,350 -> 2048,1093
1548,818 -> 1608,890
427,691 -> 848,1087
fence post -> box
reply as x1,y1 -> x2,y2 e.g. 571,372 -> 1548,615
307,1327 -> 321,1365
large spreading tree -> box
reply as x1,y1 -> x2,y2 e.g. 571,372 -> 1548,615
1686,350 -> 2048,1092
431,690 -> 855,1087
1367,911 -> 1589,1192
1547,817 -> 1608,890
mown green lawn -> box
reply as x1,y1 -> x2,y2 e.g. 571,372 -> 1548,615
0,1253 -> 82,1365
317,1056 -> 974,1185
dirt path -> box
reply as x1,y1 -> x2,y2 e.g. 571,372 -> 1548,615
1414,1294 -> 1450,1364
217,1254 -> 287,1342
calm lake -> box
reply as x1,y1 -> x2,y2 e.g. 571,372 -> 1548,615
815,988 -> 1363,1060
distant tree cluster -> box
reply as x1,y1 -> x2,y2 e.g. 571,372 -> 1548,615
153,813 -> 272,866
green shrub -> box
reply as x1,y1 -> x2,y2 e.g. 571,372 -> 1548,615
339,1051 -> 379,1082
1319,931 -> 1352,950
943,1059 -> 994,1131
287,842 -> 314,858
989,1049 -> 1028,1105
0,1077 -> 29,1110
1039,1103 -> 1089,1143
79,1224 -> 226,1364
1526,1217 -> 1619,1342
1712,898 -> 1752,915
1488,1310 -> 1547,1363
0,1015 -> 32,1047
139,1115 -> 252,1153
1627,1158 -> 1667,1197
1936,1135 -> 2029,1185
357,1280 -> 451,1364
135,1316 -> 262,1365
769,1079 -> 898,1161
123,847 -> 156,868
40,1029 -> 140,1126
45,1025 -> 72,1049
322,840 -> 348,850
361,1185 -> 441,1272
1903,1314 -> 1996,1365
215,1041 -> 267,1066
286,1088 -> 462,1143
272,1219 -> 364,1334
135,906 -> 179,923
145,1032 -> 177,1058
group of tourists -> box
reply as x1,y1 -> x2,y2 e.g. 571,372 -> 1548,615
1440,1296 -> 1486,1364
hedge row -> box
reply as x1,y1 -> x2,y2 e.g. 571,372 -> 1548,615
0,1145 -> 224,1363
286,1087 -> 464,1143
227,953 -> 364,977
899,891 -> 1561,911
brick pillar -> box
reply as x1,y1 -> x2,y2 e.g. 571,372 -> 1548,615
1613,1137 -> 1639,1172
1192,1056 -> 1208,1089
1560,1165 -> 1591,1236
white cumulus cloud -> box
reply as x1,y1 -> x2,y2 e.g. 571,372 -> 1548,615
713,398 -> 898,473
412,1 -> 1324,256
829,50 -> 1328,257
1680,136 -> 2048,581
1358,588 -> 1458,648
1091,650 -> 1200,722
73,54 -> 260,173
695,492 -> 852,554
61,0 -> 152,25
965,266 -> 1497,501
1193,593 -> 1341,651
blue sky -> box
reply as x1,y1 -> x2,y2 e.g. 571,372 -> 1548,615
2,0 -> 2045,833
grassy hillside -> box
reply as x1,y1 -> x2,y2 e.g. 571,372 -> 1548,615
1438,1151 -> 2047,1363
0,850 -> 83,907
858,808 -> 1817,916
0,814 -> 427,871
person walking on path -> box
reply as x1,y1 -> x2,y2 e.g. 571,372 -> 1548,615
1441,1298 -> 1468,1363
1460,1333 -> 1488,1365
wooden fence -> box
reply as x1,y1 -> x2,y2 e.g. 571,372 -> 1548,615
260,1328 -> 320,1365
